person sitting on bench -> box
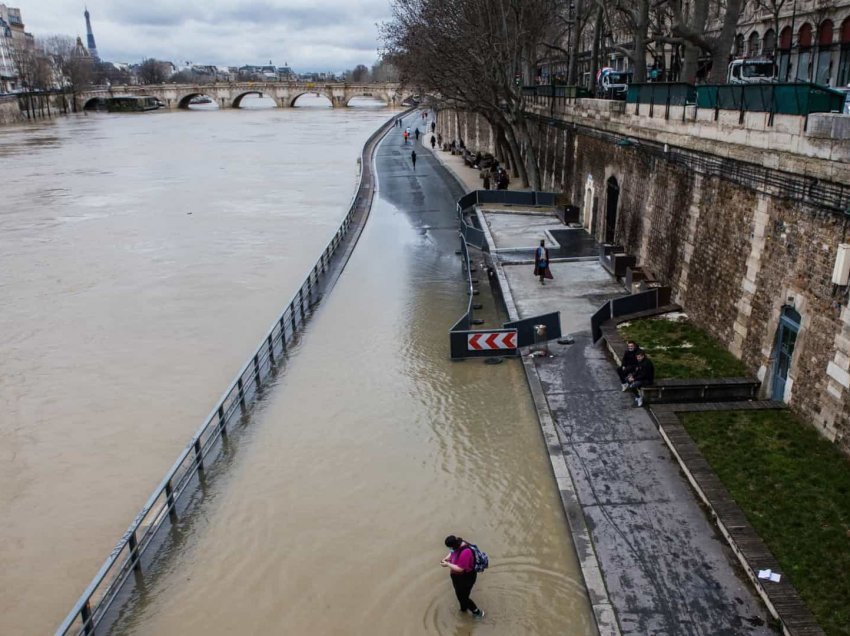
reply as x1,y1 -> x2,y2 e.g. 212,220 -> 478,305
618,340 -> 642,391
627,351 -> 654,407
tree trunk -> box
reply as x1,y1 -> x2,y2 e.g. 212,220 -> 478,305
631,1 -> 650,82
568,0 -> 584,85
590,6 -> 604,94
681,42 -> 700,83
502,122 -> 531,188
708,0 -> 745,83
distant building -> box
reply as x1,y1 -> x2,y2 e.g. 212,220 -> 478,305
0,4 -> 34,92
0,17 -> 14,92
84,7 -> 99,62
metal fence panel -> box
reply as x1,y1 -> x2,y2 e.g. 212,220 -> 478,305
450,328 -> 518,359
590,301 -> 611,343
695,82 -> 844,116
503,311 -> 562,347
610,289 -> 658,318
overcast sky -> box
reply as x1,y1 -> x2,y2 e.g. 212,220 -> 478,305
20,0 -> 392,71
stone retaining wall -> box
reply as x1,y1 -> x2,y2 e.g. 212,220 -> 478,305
0,96 -> 22,125
436,106 -> 850,456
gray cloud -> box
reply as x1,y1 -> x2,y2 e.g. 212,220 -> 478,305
21,0 -> 390,71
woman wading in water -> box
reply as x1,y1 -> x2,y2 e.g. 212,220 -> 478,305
441,535 -> 484,618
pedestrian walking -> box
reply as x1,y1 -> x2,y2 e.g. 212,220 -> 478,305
482,170 -> 491,190
403,130 -> 409,144
414,127 -> 420,141
431,121 -> 436,133
411,150 -> 417,169
430,135 -> 436,150
441,535 -> 484,618
533,239 -> 553,285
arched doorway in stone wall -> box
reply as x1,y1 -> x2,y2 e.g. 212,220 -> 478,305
583,175 -> 594,228
605,176 -> 620,245
771,305 -> 801,401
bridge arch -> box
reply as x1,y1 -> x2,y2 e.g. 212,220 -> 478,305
232,91 -> 278,109
290,92 -> 333,108
344,93 -> 388,107
83,97 -> 105,111
177,92 -> 220,110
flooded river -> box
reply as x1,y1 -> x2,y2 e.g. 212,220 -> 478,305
0,103 -> 593,634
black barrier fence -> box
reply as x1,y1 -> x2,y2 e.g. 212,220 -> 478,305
450,190 -> 560,359
591,288 -> 660,342
451,234 -> 475,333
504,312 -> 562,347
56,114 -> 400,636
450,328 -> 518,359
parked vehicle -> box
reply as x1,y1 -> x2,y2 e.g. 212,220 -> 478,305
596,68 -> 632,99
727,59 -> 777,84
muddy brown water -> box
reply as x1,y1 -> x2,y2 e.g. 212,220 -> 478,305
0,101 -> 594,634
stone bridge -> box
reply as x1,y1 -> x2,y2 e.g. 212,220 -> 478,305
78,82 -> 414,110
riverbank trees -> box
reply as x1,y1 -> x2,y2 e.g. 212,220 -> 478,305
381,0 -> 568,188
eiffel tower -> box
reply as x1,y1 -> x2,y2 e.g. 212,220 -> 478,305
84,7 -> 99,62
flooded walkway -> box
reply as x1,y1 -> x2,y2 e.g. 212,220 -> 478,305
116,115 -> 596,634
427,140 -> 774,634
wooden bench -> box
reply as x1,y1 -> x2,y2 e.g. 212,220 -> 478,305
638,378 -> 761,404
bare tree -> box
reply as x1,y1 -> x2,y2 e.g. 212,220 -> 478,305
138,58 -> 167,85
382,0 -> 563,188
667,0 -> 745,83
602,0 -> 651,82
39,34 -> 92,104
349,64 -> 371,82
372,58 -> 400,82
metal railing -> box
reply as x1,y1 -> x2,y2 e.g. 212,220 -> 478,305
522,84 -> 591,108
695,82 -> 845,119
450,190 -> 556,333
626,83 -> 696,121
628,81 -> 845,126
56,113 -> 398,636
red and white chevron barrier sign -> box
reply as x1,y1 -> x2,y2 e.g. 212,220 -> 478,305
467,331 -> 517,351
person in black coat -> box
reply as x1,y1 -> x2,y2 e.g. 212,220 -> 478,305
617,341 -> 642,389
627,352 -> 655,407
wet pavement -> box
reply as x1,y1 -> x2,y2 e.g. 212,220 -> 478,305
425,135 -> 775,635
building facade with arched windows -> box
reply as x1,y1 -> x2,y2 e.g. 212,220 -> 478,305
733,0 -> 850,87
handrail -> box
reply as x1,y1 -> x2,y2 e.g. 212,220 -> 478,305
56,111 -> 402,636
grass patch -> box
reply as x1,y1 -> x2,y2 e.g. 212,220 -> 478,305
618,317 -> 748,379
682,409 -> 850,636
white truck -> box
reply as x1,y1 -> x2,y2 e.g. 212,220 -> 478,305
727,59 -> 777,84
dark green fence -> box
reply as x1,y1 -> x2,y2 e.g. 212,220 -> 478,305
626,83 -> 697,120
695,82 -> 845,117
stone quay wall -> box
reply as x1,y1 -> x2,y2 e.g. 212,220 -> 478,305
436,103 -> 850,455
0,95 -> 23,125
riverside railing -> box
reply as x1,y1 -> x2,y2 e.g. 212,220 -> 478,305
56,114 -> 397,636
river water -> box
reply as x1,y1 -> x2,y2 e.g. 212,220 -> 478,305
0,101 -> 593,634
